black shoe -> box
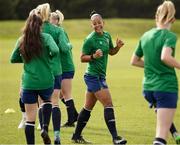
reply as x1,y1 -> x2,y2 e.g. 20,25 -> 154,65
61,122 -> 75,127
54,137 -> 61,145
41,130 -> 51,145
113,136 -> 127,145
71,134 -> 92,144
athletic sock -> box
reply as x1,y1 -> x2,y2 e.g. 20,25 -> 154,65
52,105 -> 61,138
104,107 -> 118,139
25,121 -> 35,144
19,97 -> 25,112
65,99 -> 77,123
74,108 -> 91,137
42,101 -> 52,132
153,137 -> 167,145
170,123 -> 177,135
61,98 -> 66,105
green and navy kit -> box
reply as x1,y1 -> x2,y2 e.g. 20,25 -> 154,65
10,33 -> 59,90
135,28 -> 178,92
82,31 -> 114,77
42,21 -> 62,76
59,27 -> 75,73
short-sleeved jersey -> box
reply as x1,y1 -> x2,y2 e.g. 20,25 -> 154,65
135,28 -> 178,92
59,27 -> 75,72
82,31 -> 114,77
10,33 -> 59,90
42,22 -> 62,76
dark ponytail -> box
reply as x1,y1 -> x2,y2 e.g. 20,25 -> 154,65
19,11 -> 43,63
90,10 -> 97,17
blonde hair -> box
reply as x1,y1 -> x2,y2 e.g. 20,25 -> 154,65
50,10 -> 64,26
156,0 -> 176,25
36,3 -> 50,22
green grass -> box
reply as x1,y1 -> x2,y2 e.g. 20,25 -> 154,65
0,19 -> 180,144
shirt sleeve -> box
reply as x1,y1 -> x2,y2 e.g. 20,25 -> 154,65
82,38 -> 92,55
47,34 -> 59,56
58,29 -> 72,53
10,38 -> 23,63
163,33 -> 177,50
135,40 -> 143,57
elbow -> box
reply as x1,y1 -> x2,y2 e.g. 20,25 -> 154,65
80,56 -> 85,63
161,55 -> 169,64
130,60 -> 136,66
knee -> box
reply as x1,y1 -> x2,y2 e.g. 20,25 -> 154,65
103,101 -> 113,108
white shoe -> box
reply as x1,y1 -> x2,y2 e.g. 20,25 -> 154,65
18,118 -> 26,129
37,123 -> 41,130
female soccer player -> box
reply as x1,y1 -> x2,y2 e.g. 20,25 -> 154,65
131,1 -> 180,144
10,9 -> 59,144
50,10 -> 79,127
71,11 -> 127,144
35,3 -> 63,144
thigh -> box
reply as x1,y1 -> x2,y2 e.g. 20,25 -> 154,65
154,91 -> 178,108
25,103 -> 38,122
95,88 -> 113,107
143,90 -> 156,108
54,75 -> 62,90
21,89 -> 38,104
51,89 -> 60,106
84,74 -> 101,93
61,78 -> 72,99
156,108 -> 176,139
39,87 -> 53,102
84,91 -> 97,110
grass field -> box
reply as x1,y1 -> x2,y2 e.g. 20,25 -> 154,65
0,19 -> 180,144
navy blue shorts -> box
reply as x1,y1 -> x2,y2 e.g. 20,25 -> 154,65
84,74 -> 108,93
21,87 -> 53,104
143,90 -> 178,109
62,71 -> 74,80
54,75 -> 62,89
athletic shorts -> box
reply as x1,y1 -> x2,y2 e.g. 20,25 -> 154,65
62,71 -> 74,80
84,74 -> 108,93
21,87 -> 53,104
54,75 -> 62,89
143,90 -> 178,109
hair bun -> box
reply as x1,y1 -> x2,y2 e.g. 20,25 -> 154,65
90,10 -> 97,17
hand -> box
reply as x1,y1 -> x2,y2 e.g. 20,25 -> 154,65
93,49 -> 103,59
116,38 -> 124,48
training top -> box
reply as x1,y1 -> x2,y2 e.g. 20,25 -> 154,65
10,33 -> 59,90
59,27 -> 74,72
42,21 -> 62,76
135,28 -> 178,92
82,31 -> 114,77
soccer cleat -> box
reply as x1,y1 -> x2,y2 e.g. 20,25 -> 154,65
113,136 -> 127,145
72,134 -> 92,144
41,129 -> 51,145
18,118 -> 26,129
61,122 -> 75,127
173,132 -> 180,145
54,137 -> 61,145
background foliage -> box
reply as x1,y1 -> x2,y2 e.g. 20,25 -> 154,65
0,0 -> 180,20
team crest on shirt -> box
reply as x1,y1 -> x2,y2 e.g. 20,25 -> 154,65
99,41 -> 103,45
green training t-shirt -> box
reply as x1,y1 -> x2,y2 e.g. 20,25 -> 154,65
10,33 -> 59,90
135,28 -> 178,92
82,31 -> 114,77
59,27 -> 74,72
42,22 -> 62,76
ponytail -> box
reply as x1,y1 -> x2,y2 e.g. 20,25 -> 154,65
19,10 -> 43,63
156,0 -> 175,24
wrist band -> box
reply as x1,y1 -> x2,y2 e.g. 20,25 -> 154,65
91,54 -> 94,60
